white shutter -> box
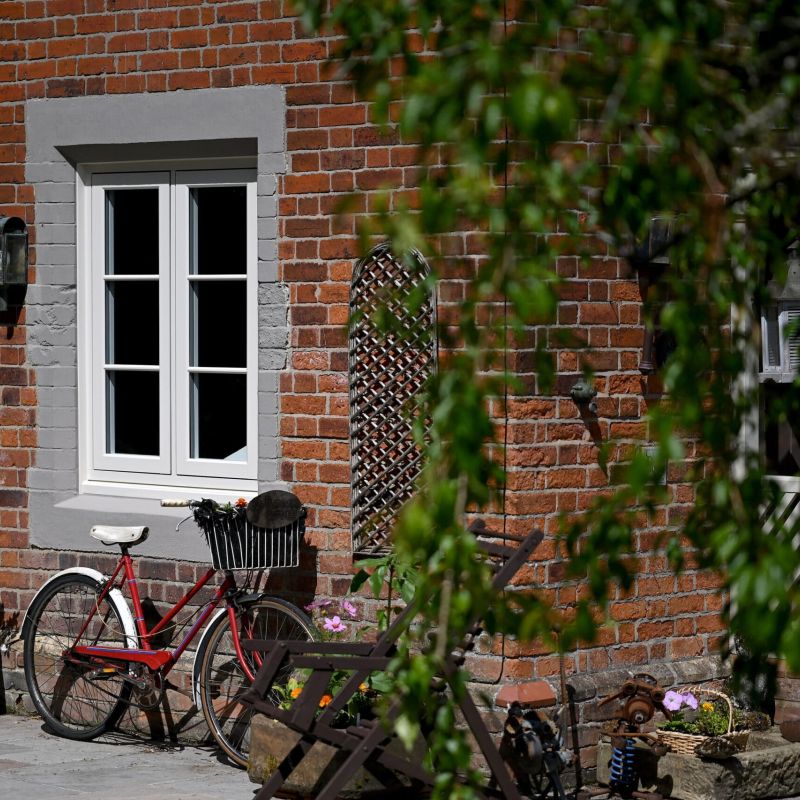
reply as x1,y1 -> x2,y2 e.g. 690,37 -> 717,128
763,306 -> 781,370
784,306 -> 800,373
760,303 -> 800,381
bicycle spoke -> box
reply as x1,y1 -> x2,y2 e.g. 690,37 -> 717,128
200,598 -> 315,766
24,576 -> 130,738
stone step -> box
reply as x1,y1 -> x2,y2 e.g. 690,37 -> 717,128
595,728 -> 800,800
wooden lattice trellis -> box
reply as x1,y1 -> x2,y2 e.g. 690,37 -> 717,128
349,243 -> 437,557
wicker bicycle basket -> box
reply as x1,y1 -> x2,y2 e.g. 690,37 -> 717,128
657,686 -> 749,756
195,508 -> 305,571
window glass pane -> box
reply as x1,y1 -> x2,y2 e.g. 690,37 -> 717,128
763,307 -> 780,370
106,189 -> 159,275
190,280 -> 246,368
763,383 -> 800,475
106,370 -> 159,456
191,373 -> 246,461
190,186 -> 247,275
106,281 -> 159,365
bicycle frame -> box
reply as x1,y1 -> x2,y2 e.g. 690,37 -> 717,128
68,550 -> 257,681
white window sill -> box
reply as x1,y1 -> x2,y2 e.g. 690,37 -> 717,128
54,493 -> 191,520
78,478 -> 260,504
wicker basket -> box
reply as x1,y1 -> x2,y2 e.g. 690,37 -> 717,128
657,686 -> 749,756
197,509 -> 305,571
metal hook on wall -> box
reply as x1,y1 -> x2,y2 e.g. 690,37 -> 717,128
570,378 -> 598,415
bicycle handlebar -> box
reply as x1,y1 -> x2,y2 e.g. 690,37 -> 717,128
161,498 -> 191,507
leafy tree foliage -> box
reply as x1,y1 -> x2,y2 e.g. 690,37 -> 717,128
296,1 -> 800,795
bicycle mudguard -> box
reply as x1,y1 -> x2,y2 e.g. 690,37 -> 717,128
20,567 -> 137,649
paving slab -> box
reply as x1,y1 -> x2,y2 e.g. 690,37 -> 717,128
0,714 -> 257,800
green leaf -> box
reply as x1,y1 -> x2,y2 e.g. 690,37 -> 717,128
349,569 -> 371,594
395,714 -> 420,751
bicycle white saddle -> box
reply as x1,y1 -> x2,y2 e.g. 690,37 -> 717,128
90,525 -> 150,546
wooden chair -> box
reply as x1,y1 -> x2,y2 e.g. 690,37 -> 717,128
240,521 -> 544,800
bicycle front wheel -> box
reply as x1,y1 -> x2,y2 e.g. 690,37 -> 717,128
23,573 -> 132,740
199,597 -> 315,767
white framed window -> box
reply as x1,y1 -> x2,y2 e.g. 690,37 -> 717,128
79,166 -> 258,496
758,255 -> 800,481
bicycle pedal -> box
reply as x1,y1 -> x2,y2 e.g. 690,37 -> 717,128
86,667 -> 119,680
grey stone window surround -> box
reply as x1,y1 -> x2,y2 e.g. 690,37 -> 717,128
26,87 -> 287,560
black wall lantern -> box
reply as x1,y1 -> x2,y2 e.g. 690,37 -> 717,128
635,216 -> 673,375
0,216 -> 28,311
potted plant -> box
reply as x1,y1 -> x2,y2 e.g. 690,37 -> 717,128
272,596 -> 387,728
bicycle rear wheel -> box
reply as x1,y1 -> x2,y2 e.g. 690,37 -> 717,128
199,597 -> 315,766
23,573 -> 132,739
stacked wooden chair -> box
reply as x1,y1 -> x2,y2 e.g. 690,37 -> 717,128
239,521 -> 544,800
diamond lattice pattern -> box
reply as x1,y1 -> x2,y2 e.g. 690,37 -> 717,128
349,245 -> 436,556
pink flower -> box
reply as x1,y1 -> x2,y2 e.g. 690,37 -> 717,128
323,615 -> 346,633
342,600 -> 358,618
304,599 -> 333,612
682,692 -> 698,710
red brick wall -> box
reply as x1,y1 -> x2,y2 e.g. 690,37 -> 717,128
0,0 -> 726,689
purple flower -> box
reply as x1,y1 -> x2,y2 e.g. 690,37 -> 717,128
663,690 -> 684,712
323,615 -> 347,633
663,690 -> 698,712
304,599 -> 333,612
342,600 -> 358,618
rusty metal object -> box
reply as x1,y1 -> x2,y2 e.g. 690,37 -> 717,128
349,243 -> 437,557
557,648 -> 583,790
499,701 -> 570,799
598,673 -> 671,727
590,674 -> 668,800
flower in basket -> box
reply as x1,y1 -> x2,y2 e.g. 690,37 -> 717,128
659,692 -> 732,737
663,690 -> 698,712
657,689 -> 752,757
192,497 -> 248,522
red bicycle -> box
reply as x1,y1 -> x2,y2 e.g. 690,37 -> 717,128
21,490 -> 316,767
